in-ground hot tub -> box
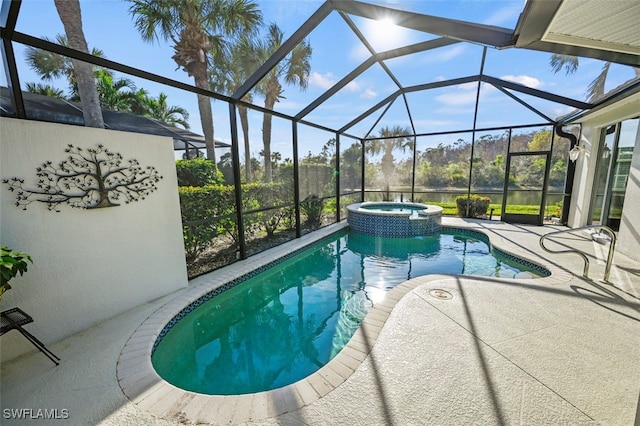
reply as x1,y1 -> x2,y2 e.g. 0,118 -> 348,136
347,201 -> 443,237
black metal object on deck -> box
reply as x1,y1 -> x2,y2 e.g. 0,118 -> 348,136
0,307 -> 60,366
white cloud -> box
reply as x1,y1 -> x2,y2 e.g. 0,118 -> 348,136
361,88 -> 377,99
421,45 -> 467,64
309,72 -> 337,90
434,82 -> 499,106
435,90 -> 477,106
500,75 -> 544,89
346,80 -> 361,92
458,82 -> 478,91
482,6 -> 522,26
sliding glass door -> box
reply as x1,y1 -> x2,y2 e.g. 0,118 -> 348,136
590,117 -> 639,231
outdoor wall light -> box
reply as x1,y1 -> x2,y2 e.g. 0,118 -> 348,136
568,144 -> 584,162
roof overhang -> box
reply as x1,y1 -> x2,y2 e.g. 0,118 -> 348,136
514,0 -> 640,67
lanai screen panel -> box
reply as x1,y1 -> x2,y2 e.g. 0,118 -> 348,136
339,134 -> 363,218
413,132 -> 472,205
14,0 -> 193,86
248,10 -> 371,119
474,83 -> 555,129
470,129 -> 510,211
366,96 -> 413,139
405,86 -> 478,134
306,61 -> 399,132
239,109 -> 296,255
383,43 -> 483,88
297,123 -> 337,233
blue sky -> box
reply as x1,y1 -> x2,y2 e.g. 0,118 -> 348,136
6,0 -> 639,159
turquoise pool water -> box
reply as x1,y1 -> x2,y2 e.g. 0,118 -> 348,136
152,229 -> 546,395
360,203 -> 425,214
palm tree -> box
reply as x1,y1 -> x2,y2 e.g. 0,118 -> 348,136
256,23 -> 312,182
550,54 -> 640,102
128,0 -> 262,166
368,125 -> 413,191
143,92 -> 190,129
93,70 -> 139,111
25,83 -> 66,99
53,0 -> 104,128
24,33 -> 106,99
210,35 -> 262,182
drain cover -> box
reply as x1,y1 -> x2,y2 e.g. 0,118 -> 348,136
429,289 -> 453,300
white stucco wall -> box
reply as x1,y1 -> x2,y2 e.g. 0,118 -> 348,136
0,118 -> 188,362
568,92 -> 640,261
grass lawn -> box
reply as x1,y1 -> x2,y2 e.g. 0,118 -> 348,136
430,202 -> 544,217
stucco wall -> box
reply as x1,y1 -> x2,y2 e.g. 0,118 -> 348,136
0,118 -> 188,362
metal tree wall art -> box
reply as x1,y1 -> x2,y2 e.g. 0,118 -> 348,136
3,144 -> 163,211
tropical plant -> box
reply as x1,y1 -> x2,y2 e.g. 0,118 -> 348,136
300,194 -> 324,227
25,36 -> 190,128
255,23 -> 312,182
368,125 -> 413,187
53,0 -> 104,128
128,0 -> 262,165
24,33 -> 106,100
141,92 -> 190,129
24,83 -> 67,99
1,246 -> 33,302
94,70 -> 139,111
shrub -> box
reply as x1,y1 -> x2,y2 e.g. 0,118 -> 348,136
176,158 -> 224,186
301,194 -> 324,227
178,184 -> 236,260
456,195 -> 491,218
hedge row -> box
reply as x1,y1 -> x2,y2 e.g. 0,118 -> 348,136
179,182 -> 295,260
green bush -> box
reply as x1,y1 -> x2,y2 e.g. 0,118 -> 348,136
178,184 -> 235,260
176,158 -> 224,186
456,195 -> 491,218
178,183 -> 290,260
301,194 -> 324,227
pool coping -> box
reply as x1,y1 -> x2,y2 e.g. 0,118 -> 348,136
116,219 -> 573,424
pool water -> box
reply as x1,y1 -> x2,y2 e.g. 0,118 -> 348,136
360,204 -> 425,215
152,229 -> 544,395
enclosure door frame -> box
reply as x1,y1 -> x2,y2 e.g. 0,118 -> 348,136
501,151 -> 552,226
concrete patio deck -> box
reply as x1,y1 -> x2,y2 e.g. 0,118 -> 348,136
1,218 -> 639,425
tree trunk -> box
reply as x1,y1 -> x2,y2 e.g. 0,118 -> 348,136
238,105 -> 252,182
193,67 -> 216,166
54,0 -> 104,129
262,98 -> 275,183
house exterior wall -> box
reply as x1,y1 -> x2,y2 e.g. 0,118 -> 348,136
0,118 -> 188,362
568,92 -> 640,261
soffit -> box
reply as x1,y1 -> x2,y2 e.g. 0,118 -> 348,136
543,0 -> 640,56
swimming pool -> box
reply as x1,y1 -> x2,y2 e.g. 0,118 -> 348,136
151,228 -> 548,395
